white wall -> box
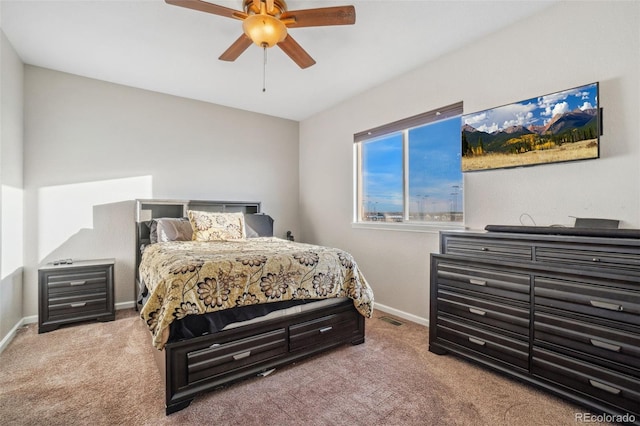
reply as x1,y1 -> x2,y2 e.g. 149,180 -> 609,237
299,1 -> 640,323
22,67 -> 300,317
0,29 -> 25,344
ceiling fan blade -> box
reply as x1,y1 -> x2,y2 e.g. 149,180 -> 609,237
165,0 -> 247,20
219,34 -> 253,61
281,6 -> 355,28
278,35 -> 316,69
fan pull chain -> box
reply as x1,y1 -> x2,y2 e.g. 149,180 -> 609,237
262,45 -> 267,93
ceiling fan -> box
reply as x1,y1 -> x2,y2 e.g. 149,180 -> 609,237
165,0 -> 356,69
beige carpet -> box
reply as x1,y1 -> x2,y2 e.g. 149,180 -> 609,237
0,309 -> 608,425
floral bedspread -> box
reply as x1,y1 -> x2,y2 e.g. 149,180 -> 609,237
139,237 -> 374,350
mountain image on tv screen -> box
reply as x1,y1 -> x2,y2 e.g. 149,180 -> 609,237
461,82 -> 600,172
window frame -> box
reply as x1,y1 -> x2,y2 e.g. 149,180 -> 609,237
353,102 -> 464,231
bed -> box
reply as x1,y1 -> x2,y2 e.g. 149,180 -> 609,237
135,199 -> 374,414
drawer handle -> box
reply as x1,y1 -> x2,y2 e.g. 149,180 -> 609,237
589,300 -> 623,312
469,278 -> 487,286
69,280 -> 87,286
469,308 -> 486,316
319,326 -> 333,334
70,302 -> 87,308
232,351 -> 251,361
468,337 -> 486,346
590,339 -> 621,353
588,379 -> 621,395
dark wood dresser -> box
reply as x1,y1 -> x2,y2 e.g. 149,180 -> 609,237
429,230 -> 639,423
38,259 -> 115,333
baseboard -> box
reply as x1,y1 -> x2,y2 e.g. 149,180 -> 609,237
1,302 -> 137,355
116,301 -> 136,310
373,302 -> 429,327
0,316 -> 30,355
23,314 -> 38,324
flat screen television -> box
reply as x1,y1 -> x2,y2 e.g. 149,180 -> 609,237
461,82 -> 600,172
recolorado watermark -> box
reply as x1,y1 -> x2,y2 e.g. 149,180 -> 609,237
575,412 -> 636,423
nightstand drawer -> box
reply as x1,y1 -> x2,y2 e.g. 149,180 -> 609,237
48,292 -> 108,317
46,269 -> 109,294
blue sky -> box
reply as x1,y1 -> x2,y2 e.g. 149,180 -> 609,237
362,116 -> 463,214
463,82 -> 598,133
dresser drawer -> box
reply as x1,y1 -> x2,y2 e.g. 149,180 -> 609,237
536,245 -> 640,274
535,311 -> 640,378
436,261 -> 530,303
289,310 -> 359,352
443,236 -> 532,261
187,328 -> 287,383
532,347 -> 640,416
535,276 -> 640,326
437,315 -> 529,370
438,289 -> 529,337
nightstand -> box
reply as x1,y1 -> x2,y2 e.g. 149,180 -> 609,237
38,259 -> 115,333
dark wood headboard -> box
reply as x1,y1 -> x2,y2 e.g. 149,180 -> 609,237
134,199 -> 261,310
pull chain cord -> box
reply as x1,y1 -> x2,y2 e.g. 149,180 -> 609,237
262,44 -> 267,93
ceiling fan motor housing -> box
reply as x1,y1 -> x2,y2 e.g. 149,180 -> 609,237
243,0 -> 288,16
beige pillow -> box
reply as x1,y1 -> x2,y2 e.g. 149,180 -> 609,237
187,210 -> 246,241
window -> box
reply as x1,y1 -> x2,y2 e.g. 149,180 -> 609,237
354,102 -> 463,225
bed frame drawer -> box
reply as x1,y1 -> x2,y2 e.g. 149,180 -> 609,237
187,329 -> 287,383
289,310 -> 360,352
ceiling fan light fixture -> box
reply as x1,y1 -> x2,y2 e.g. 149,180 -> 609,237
165,0 -> 355,69
242,13 -> 287,48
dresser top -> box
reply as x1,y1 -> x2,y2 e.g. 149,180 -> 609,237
442,228 -> 640,247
